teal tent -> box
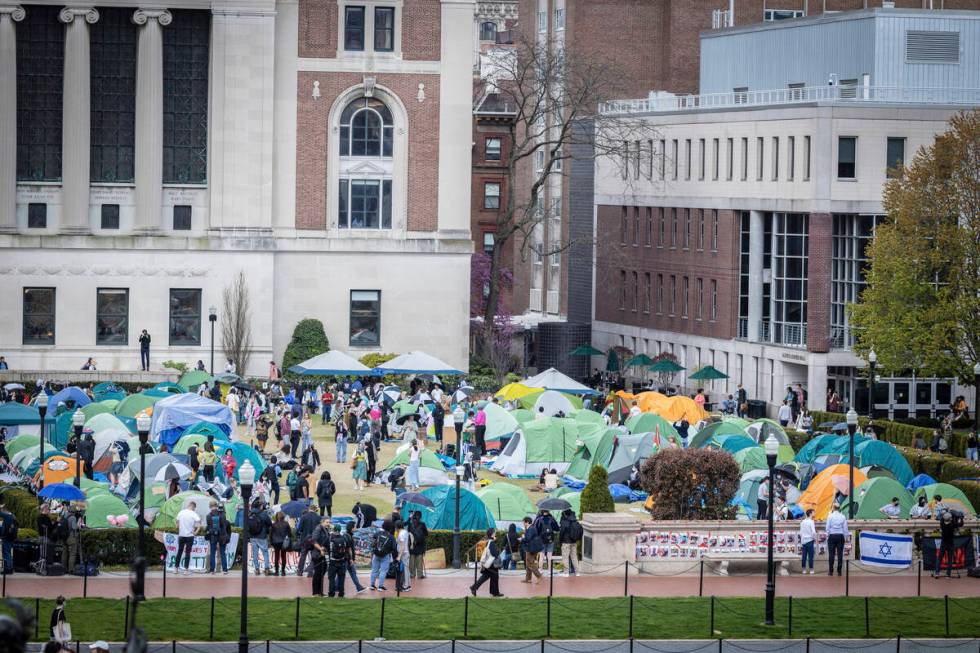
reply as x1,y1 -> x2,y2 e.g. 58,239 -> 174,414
795,434 -> 838,463
93,382 -> 127,402
183,421 -> 229,442
854,440 -> 913,487
0,402 -> 55,426
709,434 -> 757,455
689,420 -> 750,448
400,485 -> 496,531
178,371 -> 213,391
565,426 -> 617,481
215,441 -> 267,481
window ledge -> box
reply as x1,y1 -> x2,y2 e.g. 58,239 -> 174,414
837,178 -> 858,182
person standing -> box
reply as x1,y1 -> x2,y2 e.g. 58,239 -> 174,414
269,512 -> 292,576
343,521 -> 367,593
736,384 -> 748,417
205,500 -> 231,574
175,502 -> 201,573
966,429 -> 978,462
470,528 -> 504,597
269,361 -> 280,381
473,405 -> 487,456
327,524 -> 350,597
310,516 -> 331,596
407,439 -> 421,491
558,508 -> 582,576
249,500 -> 273,575
777,400 -> 792,428
226,391 -> 240,427
364,437 -> 377,484
316,472 -> 336,517
369,521 -> 396,591
757,478 -> 770,520
138,330 -> 151,371
395,520 -> 411,592
0,496 -> 18,573
452,403 -> 466,456
935,508 -> 960,578
295,503 -> 320,577
799,508 -> 816,574
521,516 -> 543,584
321,387 -> 334,425
825,504 -> 848,576
289,413 -> 302,460
407,510 -> 428,581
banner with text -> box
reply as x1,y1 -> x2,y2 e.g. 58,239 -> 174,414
163,532 -> 240,572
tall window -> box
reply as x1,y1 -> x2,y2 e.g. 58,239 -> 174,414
726,138 -> 733,180
756,137 -> 764,181
659,139 -> 666,180
632,206 -> 639,245
771,213 -> 809,346
339,97 -> 395,229
16,5 -> 63,181
96,288 -> 129,345
350,290 -> 381,346
683,209 -> 690,249
537,10 -> 546,32
711,210 -> 719,251
619,271 -> 627,309
657,207 -> 665,247
696,278 -> 704,320
163,10 -> 209,184
483,232 -> 494,254
832,215 -> 882,349
698,138 -> 705,180
168,289 -> 201,345
90,9 -> 137,183
886,137 -> 905,178
374,7 -> 394,51
682,277 -> 689,318
656,274 -> 664,314
631,271 -> 638,311
620,206 -> 628,244
838,136 -> 857,179
787,136 -> 795,181
670,208 -> 677,247
712,138 -> 720,180
697,209 -> 705,251
669,275 -> 676,315
645,207 -> 652,247
643,273 -> 651,313
671,140 -> 678,180
740,137 -> 748,181
554,7 -> 565,29
345,6 -> 365,50
771,136 -> 779,180
23,287 -> 55,345
485,137 -> 501,161
479,21 -> 496,41
483,182 -> 500,209
710,280 -> 718,321
684,139 -> 692,180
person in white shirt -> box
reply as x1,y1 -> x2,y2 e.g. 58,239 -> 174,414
825,504 -> 848,576
777,400 -> 793,427
909,496 -> 931,519
879,497 -> 902,519
799,508 -> 816,574
175,502 -> 202,574
395,524 -> 412,592
628,401 -> 641,418
225,359 -> 236,374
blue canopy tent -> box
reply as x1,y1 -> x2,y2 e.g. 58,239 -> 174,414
149,393 -> 234,448
49,386 -> 92,410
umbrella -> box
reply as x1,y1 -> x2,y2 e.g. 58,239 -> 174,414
625,354 -> 655,369
382,386 -> 402,404
689,365 -> 728,381
233,381 -> 254,392
774,464 -> 800,483
453,387 -> 474,403
568,344 -> 604,356
537,497 -> 572,511
605,349 -> 620,373
649,359 -> 685,373
495,383 -> 537,402
38,483 -> 86,502
400,492 -> 435,508
412,392 -> 433,405
154,462 -> 192,482
279,499 -> 312,518
289,350 -> 372,376
214,373 -> 242,384
3,383 -> 25,391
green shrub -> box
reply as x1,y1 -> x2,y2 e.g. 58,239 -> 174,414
161,360 -> 188,375
809,410 -> 968,456
0,486 -> 40,532
950,480 -> 980,513
467,375 -> 499,393
282,319 -> 330,372
358,352 -> 398,370
425,529 -> 502,564
580,466 -> 615,517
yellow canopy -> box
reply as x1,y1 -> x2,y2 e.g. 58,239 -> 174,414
495,383 -> 538,402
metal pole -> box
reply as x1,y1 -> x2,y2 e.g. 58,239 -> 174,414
38,404 -> 46,492
765,453 -> 776,625
123,595 -> 130,640
547,595 -> 551,638
549,557 -> 554,596
239,484 -> 252,653
788,595 -> 793,637
452,469 -> 461,569
294,596 -> 300,639
944,595 -> 949,637
699,559 -> 704,597
845,559 -> 850,597
974,368 -> 979,436
848,422 -> 856,519
210,315 -> 216,375
624,561 -> 629,596
869,360 -> 876,419
162,560 -> 167,598
629,595 -> 634,639
35,597 -> 39,638
73,423 -> 82,487
379,597 -> 386,640
464,595 -> 468,638
864,596 -> 870,637
917,559 -> 921,597
709,595 -> 715,636
136,425 -> 148,602
210,597 -> 215,640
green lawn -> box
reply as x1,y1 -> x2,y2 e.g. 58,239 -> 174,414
8,596 -> 979,641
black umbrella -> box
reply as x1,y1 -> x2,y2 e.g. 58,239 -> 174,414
537,498 -> 571,511
280,499 -> 312,518
400,492 -> 435,508
774,464 -> 800,483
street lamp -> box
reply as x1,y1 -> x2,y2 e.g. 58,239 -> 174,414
763,434 -> 779,626
36,392 -> 48,493
452,465 -> 463,569
846,408 -> 858,520
209,305 -> 218,375
72,409 -> 85,487
135,411 -> 152,602
973,361 -> 980,431
867,349 -> 877,418
238,460 -> 256,653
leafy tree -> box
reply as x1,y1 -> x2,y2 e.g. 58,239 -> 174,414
282,319 -> 329,373
639,448 -> 740,520
850,110 -> 980,381
220,271 -> 252,375
579,465 -> 615,518
358,352 -> 398,369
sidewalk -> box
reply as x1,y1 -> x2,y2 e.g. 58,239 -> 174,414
5,568 -> 979,600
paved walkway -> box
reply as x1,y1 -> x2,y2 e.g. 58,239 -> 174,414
6,568 -> 978,600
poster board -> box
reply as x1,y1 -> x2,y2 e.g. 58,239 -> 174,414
635,529 -> 852,560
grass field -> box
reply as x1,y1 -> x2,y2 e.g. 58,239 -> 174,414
8,596 -> 979,641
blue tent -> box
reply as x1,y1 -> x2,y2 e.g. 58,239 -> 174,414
906,473 -> 936,492
214,441 -> 267,481
400,485 -> 496,531
149,393 -> 234,448
0,402 -> 55,426
854,440 -> 914,486
49,386 -> 92,409
794,434 -> 837,463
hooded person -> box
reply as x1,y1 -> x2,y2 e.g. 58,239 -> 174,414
558,508 -> 583,576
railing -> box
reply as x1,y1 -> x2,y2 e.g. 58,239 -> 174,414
711,8 -> 733,28
758,321 -> 807,348
736,317 -> 748,340
599,85 -> 980,115
830,326 -> 857,350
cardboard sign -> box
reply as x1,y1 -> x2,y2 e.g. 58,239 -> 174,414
163,532 -> 240,572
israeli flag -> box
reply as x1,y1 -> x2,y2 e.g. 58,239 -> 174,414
860,531 -> 913,567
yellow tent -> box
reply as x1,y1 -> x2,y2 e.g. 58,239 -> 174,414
798,464 -> 868,520
33,455 -> 80,486
495,383 -> 538,402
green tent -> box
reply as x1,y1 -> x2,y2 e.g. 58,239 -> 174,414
153,382 -> 187,394
528,418 -> 578,463
854,440 -> 913,487
172,434 -> 209,455
178,371 -> 213,391
4,435 -> 37,458
733,447 -> 767,473
573,409 -> 606,427
565,426 -> 617,481
85,413 -> 134,435
154,491 -> 239,529
126,436 -> 158,455
517,390 -> 583,411
114,392 -> 164,419
690,420 -> 750,448
913,483 -> 977,516
625,413 -> 680,441
131,482 -> 169,511
477,482 -> 536,522
51,412 -> 74,449
385,447 -> 447,485
563,491 -> 582,517
401,485 -> 495,531
746,419 -> 791,446
843,477 -> 913,519
483,402 -> 519,442
65,476 -> 109,492
391,400 -> 419,420
512,409 -> 535,424
85,493 -> 133,528
81,401 -> 116,421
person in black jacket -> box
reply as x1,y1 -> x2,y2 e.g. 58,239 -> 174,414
533,510 -> 559,568
248,501 -> 273,576
138,330 -> 151,371
407,511 -> 428,580
503,523 -> 520,570
309,517 -> 332,596
352,502 -> 377,529
316,472 -> 336,517
521,516 -> 543,584
343,521 -> 367,593
78,434 -> 95,480
269,512 -> 292,576
327,524 -> 351,597
935,505 -> 961,578
469,528 -> 504,597
558,509 -> 583,576
295,504 -> 320,577
205,500 -> 231,574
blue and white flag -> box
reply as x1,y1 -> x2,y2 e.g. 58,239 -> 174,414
860,531 -> 913,567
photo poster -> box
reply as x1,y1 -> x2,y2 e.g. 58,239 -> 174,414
163,532 -> 240,572
635,529 -> 852,560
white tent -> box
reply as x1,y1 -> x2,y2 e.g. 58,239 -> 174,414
288,350 -> 372,376
522,367 -> 595,395
532,390 -> 575,417
372,351 -> 464,375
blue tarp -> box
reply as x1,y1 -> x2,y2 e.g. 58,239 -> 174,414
149,393 -> 234,448
608,483 -> 648,503
906,473 -> 936,492
49,386 -> 92,409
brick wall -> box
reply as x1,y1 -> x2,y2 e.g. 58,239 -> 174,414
298,0 -> 336,58
294,72 -> 441,231
807,212 -> 832,354
403,0 -> 441,60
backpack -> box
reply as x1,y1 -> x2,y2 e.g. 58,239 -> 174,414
539,519 -> 554,544
568,520 -> 584,542
248,514 -> 263,538
329,533 -> 349,561
286,470 -> 298,491
1,513 -> 17,541
208,513 -> 225,540
373,530 -> 395,557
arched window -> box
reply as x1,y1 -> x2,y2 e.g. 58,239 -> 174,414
480,21 -> 497,42
338,96 -> 395,229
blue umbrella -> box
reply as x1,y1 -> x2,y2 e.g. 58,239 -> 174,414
279,499 -> 312,518
38,483 -> 86,502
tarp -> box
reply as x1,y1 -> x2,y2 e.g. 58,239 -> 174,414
607,432 -> 657,485
35,455 -> 78,485
114,392 -> 164,419
0,402 -> 55,425
522,368 -> 596,395
384,448 -> 448,486
93,382 -> 127,402
483,402 -> 520,442
625,413 -> 679,441
842,477 -> 913,519
372,351 -> 464,375
289,350 -> 372,376
85,493 -> 134,528
854,440 -> 914,487
477,482 -> 536,522
178,371 -> 213,391
689,420 -> 750,448
400,485 -> 495,531
150,394 -> 234,448
913,483 -> 977,517
127,452 -> 179,482
152,382 -> 187,394
906,473 -> 937,492
565,426 -> 617,481
656,396 -> 708,423
49,386 -> 92,409
798,464 -> 868,520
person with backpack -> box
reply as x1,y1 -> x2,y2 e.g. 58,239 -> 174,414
269,512 -> 292,576
407,510 -> 428,580
316,472 -> 336,518
309,516 -> 332,596
558,508 -> 583,576
199,443 -> 217,483
534,510 -> 559,569
248,500 -> 273,576
469,528 -> 504,597
369,520 -> 396,591
327,524 -> 351,597
205,500 -> 231,574
295,503 -> 320,577
520,516 -> 543,584
395,520 -> 411,592
0,495 -> 18,573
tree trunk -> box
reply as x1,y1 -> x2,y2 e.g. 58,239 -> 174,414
479,241 -> 505,360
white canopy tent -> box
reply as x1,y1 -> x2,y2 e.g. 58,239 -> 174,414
372,351 -> 464,375
289,350 -> 372,376
522,368 -> 596,395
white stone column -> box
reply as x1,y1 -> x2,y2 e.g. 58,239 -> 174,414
132,8 -> 171,232
0,6 -> 24,232
747,210 -> 765,341
59,6 -> 98,233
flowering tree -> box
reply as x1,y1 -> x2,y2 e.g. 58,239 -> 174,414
470,252 -> 519,377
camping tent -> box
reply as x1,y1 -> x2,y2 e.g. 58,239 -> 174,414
745,419 -> 791,446
842,477 -> 913,519
81,401 -> 116,421
625,413 -> 679,441
477,482 -> 536,523
154,491 -> 239,529
606,432 -> 657,484
152,382 -> 187,394
383,448 -> 448,486
178,371 -> 213,391
114,393 -> 164,419
482,402 -> 520,443
689,420 -> 750,448
34,455 -> 78,485
0,402 -> 54,436
797,464 -> 868,519
906,473 -> 936,492
491,417 -> 578,477
522,368 -> 596,395
49,386 -> 92,409
565,426 -> 617,481
573,410 -> 606,427
531,390 -> 578,417
735,469 -> 770,519
709,434 -> 757,455
214,441 -> 267,481
733,447 -> 767,473
172,434 -> 209,456
93,382 -> 127,402
183,421 -> 230,442
5,434 -> 37,458
127,452 -> 179,482
86,413 -> 134,436
912,483 -> 977,517
150,393 -> 234,448
85,493 -> 134,529
400,485 -> 495,531
853,440 -> 914,487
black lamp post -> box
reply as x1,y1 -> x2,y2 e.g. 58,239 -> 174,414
846,408 -> 858,520
238,461 -> 256,653
209,305 -> 218,375
452,464 -> 463,569
867,349 -> 877,418
135,412 -> 151,602
36,392 -> 48,493
973,362 -> 980,431
72,408 -> 85,487
763,434 -> 778,626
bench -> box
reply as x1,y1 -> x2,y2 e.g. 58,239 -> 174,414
702,551 -> 801,576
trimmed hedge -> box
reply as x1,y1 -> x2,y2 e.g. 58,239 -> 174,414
809,410 -> 970,458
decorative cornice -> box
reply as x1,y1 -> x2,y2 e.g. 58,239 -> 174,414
475,1 -> 517,20
58,6 -> 99,24
0,5 -> 26,21
132,8 -> 172,26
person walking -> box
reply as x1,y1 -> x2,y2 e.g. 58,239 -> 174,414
369,521 -> 396,591
316,471 -> 336,518
295,503 -> 320,577
204,500 -> 231,574
289,413 -> 302,460
351,447 -> 368,491
175,502 -> 201,573
269,512 -> 292,576
503,523 -> 520,570
335,417 -> 349,463
343,521 -> 367,593
473,405 -> 487,456
470,528 -> 504,597
558,508 -> 582,576
407,439 -> 421,491
326,524 -> 350,597
825,504 -> 848,576
407,510 -> 428,581
249,500 -> 273,576
138,330 -> 151,371
534,510 -> 559,570
799,508 -> 816,574
521,516 -> 543,584
0,496 -> 18,573
310,516 -> 331,596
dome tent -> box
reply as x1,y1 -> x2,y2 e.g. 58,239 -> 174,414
564,425 -> 617,482
477,482 -> 536,523
854,440 -> 914,487
689,419 -> 750,449
149,394 -> 234,448
384,448 -> 448,486
913,483 -> 976,517
842,477 -> 913,520
606,432 -> 657,485
400,485 -> 495,531
625,413 -> 679,441
491,417 -> 578,477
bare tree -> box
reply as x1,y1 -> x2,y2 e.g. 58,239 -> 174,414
476,28 -> 649,359
221,271 -> 253,375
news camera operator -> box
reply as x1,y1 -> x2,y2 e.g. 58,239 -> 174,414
934,494 -> 964,578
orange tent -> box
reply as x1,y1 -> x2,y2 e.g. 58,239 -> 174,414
33,455 -> 80,486
798,464 -> 868,520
